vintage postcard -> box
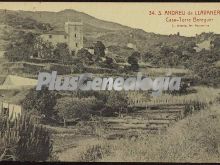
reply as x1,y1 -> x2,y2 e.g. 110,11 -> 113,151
0,2 -> 219,163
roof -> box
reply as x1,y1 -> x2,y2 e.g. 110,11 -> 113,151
42,31 -> 67,35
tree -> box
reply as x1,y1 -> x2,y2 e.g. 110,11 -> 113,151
4,32 -> 37,61
168,53 -> 179,67
127,51 -> 140,72
35,37 -> 54,59
160,45 -> 174,56
194,63 -> 220,87
55,97 -> 75,127
22,87 -> 58,123
143,52 -> 153,63
212,37 -> 220,49
53,43 -> 71,64
94,41 -> 105,61
185,41 -> 197,53
55,97 -> 97,126
105,91 -> 128,116
103,56 -> 117,69
76,48 -> 94,65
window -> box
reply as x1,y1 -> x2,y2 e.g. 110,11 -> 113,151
75,34 -> 77,38
64,35 -> 67,39
76,43 -> 78,47
49,35 -> 52,39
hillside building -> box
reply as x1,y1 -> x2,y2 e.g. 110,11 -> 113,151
39,22 -> 83,54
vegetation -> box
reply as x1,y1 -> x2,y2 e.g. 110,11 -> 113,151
0,114 -> 52,161
97,105 -> 220,162
4,14 -> 53,31
127,51 -> 140,72
141,39 -> 220,86
105,91 -> 128,116
76,48 -> 94,66
4,31 -> 38,62
22,88 -> 129,125
211,37 -> 220,48
22,87 -> 58,124
80,143 -> 111,162
53,43 -> 72,64
35,37 -> 55,59
94,41 -> 106,61
55,96 -> 97,127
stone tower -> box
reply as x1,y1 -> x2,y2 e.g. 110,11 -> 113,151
64,22 -> 83,53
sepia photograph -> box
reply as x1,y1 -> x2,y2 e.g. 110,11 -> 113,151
0,2 -> 219,163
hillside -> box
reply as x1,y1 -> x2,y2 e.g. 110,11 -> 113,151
0,9 -> 131,33
0,9 -> 220,57
0,9 -> 194,51
97,29 -> 194,52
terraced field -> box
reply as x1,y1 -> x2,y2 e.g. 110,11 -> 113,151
53,101 -> 205,161
100,104 -> 186,139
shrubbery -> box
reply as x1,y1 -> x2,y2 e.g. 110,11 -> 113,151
4,31 -> 38,62
0,114 -> 52,161
127,51 -> 140,72
184,100 -> 207,116
80,144 -> 111,162
55,96 -> 98,126
143,41 -> 220,86
22,87 -> 58,124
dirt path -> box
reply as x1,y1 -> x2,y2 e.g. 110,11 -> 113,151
56,136 -> 99,162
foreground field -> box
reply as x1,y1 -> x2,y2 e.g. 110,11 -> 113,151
51,104 -> 220,162
49,86 -> 220,162
53,104 -> 220,162
98,104 -> 220,162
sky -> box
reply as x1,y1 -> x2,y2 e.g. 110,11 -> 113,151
0,2 -> 220,36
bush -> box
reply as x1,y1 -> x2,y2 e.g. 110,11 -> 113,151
184,101 -> 207,116
55,96 -> 100,126
127,52 -> 140,72
22,87 -> 58,124
0,114 -> 52,161
80,144 -> 111,162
